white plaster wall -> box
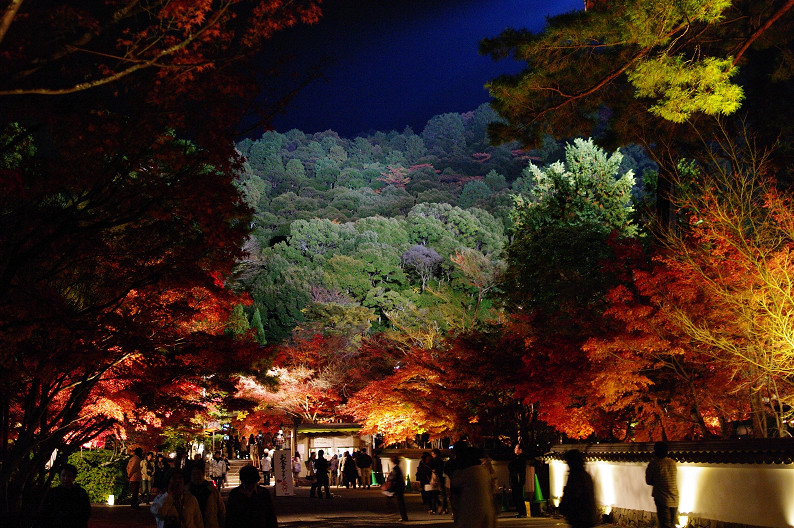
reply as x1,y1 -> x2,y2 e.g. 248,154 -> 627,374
380,458 -> 534,494
549,460 -> 794,528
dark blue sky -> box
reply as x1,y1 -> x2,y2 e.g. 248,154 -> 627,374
268,0 -> 583,137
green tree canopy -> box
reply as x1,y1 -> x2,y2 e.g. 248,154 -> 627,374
503,140 -> 637,313
458,180 -> 493,209
480,0 -> 758,144
519,138 -> 637,237
481,0 -> 794,221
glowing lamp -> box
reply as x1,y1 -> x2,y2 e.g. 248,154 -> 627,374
107,494 -> 115,506
676,514 -> 689,528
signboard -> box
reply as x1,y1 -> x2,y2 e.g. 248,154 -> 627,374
312,436 -> 335,448
273,449 -> 294,496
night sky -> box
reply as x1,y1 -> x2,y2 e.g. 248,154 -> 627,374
269,0 -> 583,137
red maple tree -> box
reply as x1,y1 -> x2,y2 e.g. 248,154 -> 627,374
235,334 -> 353,431
0,1 -> 323,524
344,329 -> 535,446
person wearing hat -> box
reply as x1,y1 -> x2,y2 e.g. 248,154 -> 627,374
226,464 -> 278,528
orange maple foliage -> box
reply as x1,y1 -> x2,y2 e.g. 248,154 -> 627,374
0,0 -> 322,98
648,165 -> 794,436
236,334 -> 350,427
344,330 -> 532,445
584,149 -> 794,439
344,363 -> 458,444
377,166 -> 411,188
584,263 -> 747,440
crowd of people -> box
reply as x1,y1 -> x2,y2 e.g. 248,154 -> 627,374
116,437 -> 285,528
38,450 -> 278,528
290,447 -> 376,492
147,462 -> 277,528
555,441 -> 679,528
125,447 -> 240,508
125,444 -> 278,528
385,440 -> 678,528
40,438 -> 679,528
221,431 -> 284,466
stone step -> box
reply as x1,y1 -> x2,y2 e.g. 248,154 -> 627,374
223,459 -> 255,488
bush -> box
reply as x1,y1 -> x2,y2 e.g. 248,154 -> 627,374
63,449 -> 128,503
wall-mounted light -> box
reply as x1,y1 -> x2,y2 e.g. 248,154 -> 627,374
107,494 -> 115,506
602,505 -> 614,524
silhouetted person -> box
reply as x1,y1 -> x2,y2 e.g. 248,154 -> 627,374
329,454 -> 339,487
356,448 -> 373,489
233,435 -> 241,459
310,449 -> 332,498
416,452 -> 434,511
153,455 -> 171,495
449,444 -> 496,528
445,441 -> 466,516
385,455 -> 408,521
508,444 -> 527,517
558,449 -> 598,528
342,451 -> 358,488
41,464 -> 91,528
431,448 -> 449,514
186,464 -> 225,528
226,464 -> 278,528
646,441 -> 679,528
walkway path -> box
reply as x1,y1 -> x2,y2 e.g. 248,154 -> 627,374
89,485 -> 581,528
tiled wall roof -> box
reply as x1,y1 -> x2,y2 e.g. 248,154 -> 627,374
543,438 -> 794,464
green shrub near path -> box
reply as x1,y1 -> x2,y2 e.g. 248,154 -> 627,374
57,449 -> 128,504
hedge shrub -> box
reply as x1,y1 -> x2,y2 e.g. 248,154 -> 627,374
61,449 -> 128,503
